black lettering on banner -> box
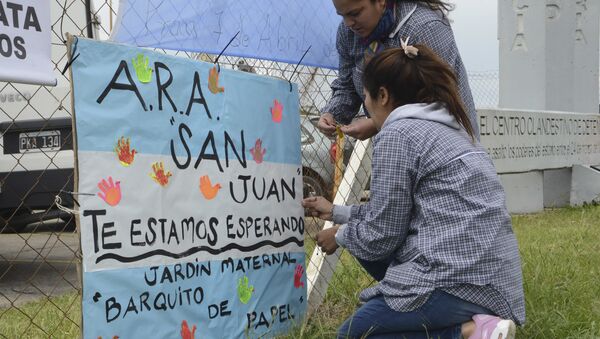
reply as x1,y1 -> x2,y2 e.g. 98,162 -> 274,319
0,2 -> 41,31
155,62 -> 177,112
208,300 -> 231,319
194,131 -> 223,172
130,219 -> 145,246
23,6 -> 41,31
246,304 -> 295,330
185,71 -> 212,118
13,35 -> 25,59
5,2 -> 22,28
97,60 -> 148,111
224,130 -> 247,169
170,123 -> 192,169
77,212 -> 125,254
0,34 -> 12,57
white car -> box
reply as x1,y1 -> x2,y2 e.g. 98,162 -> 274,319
0,1 -> 95,232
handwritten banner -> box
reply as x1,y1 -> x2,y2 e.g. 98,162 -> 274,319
478,108 -> 600,173
70,37 -> 306,338
110,0 -> 340,69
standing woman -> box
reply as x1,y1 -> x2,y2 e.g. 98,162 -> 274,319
319,0 -> 479,140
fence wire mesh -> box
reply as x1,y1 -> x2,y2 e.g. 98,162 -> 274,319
0,1 -> 498,337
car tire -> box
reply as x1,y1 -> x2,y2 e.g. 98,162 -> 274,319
0,209 -> 30,233
303,171 -> 328,199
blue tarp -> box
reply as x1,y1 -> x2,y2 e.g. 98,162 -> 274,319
111,0 -> 341,69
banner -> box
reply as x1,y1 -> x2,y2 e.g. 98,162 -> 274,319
0,0 -> 56,86
70,37 -> 306,338
111,0 -> 340,69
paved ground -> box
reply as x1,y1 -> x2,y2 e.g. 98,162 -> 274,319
0,221 -> 80,309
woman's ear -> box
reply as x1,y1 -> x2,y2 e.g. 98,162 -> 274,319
379,86 -> 390,106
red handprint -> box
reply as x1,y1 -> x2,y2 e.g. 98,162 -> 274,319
271,99 -> 283,123
180,320 -> 197,339
114,136 -> 136,166
250,139 -> 266,164
97,177 -> 121,206
150,161 -> 172,187
294,264 -> 304,288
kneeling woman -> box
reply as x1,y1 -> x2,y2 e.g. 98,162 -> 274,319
303,43 -> 525,339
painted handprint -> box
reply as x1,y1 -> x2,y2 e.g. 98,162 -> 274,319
271,99 -> 283,123
237,275 -> 254,304
132,53 -> 153,83
208,66 -> 224,94
150,161 -> 172,187
114,136 -> 137,166
199,175 -> 221,200
250,139 -> 266,164
97,176 -> 121,207
294,264 -> 305,288
180,320 -> 197,339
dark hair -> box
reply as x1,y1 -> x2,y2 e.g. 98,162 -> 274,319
370,0 -> 454,14
362,45 -> 475,140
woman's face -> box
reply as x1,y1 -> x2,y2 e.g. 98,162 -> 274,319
332,0 -> 387,38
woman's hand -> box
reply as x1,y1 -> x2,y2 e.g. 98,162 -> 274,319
302,196 -> 333,221
340,118 -> 378,140
317,113 -> 337,137
316,226 -> 340,255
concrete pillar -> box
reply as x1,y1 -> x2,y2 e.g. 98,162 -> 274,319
499,172 -> 544,214
498,0 -> 600,212
543,168 -> 572,208
571,165 -> 600,206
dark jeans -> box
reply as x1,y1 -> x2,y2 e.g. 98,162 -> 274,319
338,259 -> 492,339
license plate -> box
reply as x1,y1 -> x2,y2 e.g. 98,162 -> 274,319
19,131 -> 61,153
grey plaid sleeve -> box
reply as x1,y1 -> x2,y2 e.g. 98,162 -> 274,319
322,25 -> 362,124
341,130 -> 417,261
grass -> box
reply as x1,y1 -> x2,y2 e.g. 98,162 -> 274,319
1,205 -> 599,338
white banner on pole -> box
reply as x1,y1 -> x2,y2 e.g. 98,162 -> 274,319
0,0 -> 56,86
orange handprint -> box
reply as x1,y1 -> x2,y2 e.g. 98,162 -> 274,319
250,139 -> 266,164
208,66 -> 224,94
115,136 -> 137,166
199,175 -> 221,200
150,161 -> 172,187
271,99 -> 283,123
180,320 -> 197,339
97,176 -> 121,206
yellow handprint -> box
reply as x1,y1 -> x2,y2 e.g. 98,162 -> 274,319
132,53 -> 153,83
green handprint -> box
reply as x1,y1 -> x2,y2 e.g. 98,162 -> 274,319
132,53 -> 153,83
237,275 -> 254,304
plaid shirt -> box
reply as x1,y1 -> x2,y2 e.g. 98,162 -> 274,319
323,1 -> 480,138
340,117 -> 525,325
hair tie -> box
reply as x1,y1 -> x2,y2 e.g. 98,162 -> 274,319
400,37 -> 419,59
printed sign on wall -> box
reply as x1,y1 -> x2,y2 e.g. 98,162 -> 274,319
69,37 -> 306,338
479,108 -> 600,173
0,0 -> 56,85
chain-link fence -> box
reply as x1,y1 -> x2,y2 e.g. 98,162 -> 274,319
0,1 -> 499,337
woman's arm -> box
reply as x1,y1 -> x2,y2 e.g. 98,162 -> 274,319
322,25 -> 363,126
338,129 -> 418,261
